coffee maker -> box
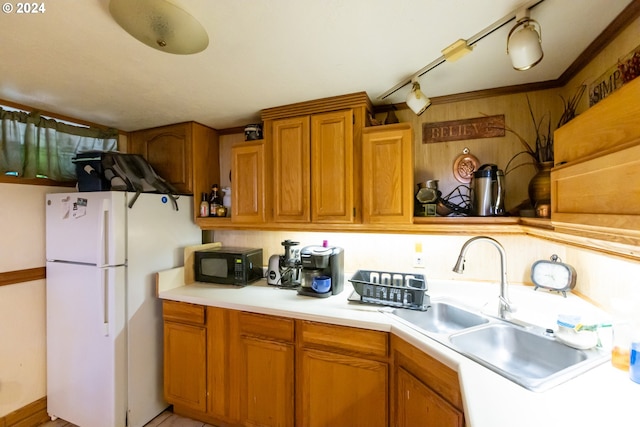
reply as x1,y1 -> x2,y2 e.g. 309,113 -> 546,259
298,245 -> 344,298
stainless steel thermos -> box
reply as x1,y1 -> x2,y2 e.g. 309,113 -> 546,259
471,164 -> 505,216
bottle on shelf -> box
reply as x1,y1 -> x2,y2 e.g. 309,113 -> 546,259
199,192 -> 209,217
209,184 -> 223,217
222,187 -> 231,217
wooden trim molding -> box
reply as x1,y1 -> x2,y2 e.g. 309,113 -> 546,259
557,0 -> 640,86
0,397 -> 50,427
261,91 -> 373,121
0,267 -> 46,287
0,175 -> 76,187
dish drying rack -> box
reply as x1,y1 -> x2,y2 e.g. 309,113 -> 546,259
349,270 -> 429,311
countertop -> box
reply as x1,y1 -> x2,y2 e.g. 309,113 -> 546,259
157,267 -> 638,427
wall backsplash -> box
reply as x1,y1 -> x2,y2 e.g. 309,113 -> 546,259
212,229 -> 639,317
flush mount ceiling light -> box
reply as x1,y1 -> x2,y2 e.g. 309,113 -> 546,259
507,8 -> 543,70
109,0 -> 209,55
406,80 -> 431,115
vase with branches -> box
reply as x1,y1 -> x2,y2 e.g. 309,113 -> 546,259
505,85 -> 586,174
499,85 -> 586,216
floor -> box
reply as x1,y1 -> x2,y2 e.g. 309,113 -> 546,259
39,409 -> 217,427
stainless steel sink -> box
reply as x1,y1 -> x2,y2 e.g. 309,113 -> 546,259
384,300 -> 610,392
391,302 -> 489,334
449,323 -> 609,391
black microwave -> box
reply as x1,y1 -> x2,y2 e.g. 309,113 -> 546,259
194,247 -> 263,286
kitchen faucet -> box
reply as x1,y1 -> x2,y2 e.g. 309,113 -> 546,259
452,236 -> 515,319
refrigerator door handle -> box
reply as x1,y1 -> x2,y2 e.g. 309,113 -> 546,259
97,198 -> 109,267
101,269 -> 109,337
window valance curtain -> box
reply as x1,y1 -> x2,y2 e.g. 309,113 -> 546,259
0,108 -> 118,181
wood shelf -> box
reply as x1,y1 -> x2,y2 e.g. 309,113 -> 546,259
196,216 -> 522,235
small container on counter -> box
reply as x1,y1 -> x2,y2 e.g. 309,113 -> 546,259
612,321 -> 631,371
631,341 -> 640,383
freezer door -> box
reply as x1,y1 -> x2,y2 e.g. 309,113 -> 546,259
46,262 -> 126,427
46,192 -> 126,266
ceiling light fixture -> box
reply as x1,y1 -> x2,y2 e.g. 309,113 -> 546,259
378,0 -> 545,102
109,0 -> 209,55
506,9 -> 543,70
405,80 -> 432,115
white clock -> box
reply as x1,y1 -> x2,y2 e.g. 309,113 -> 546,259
531,255 -> 577,297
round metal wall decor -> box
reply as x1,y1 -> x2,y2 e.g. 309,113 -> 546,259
453,148 -> 480,183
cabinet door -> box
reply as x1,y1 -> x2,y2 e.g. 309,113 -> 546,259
396,367 -> 463,427
298,348 -> 388,427
311,110 -> 355,223
163,321 -> 207,412
130,123 -> 193,194
272,116 -> 311,222
231,140 -> 266,223
238,335 -> 295,427
362,124 -> 413,224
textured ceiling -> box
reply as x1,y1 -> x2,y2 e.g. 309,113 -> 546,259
0,0 -> 635,131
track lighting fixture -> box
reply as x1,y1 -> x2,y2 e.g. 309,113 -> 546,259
507,8 -> 543,70
378,0 -> 546,107
405,80 -> 431,115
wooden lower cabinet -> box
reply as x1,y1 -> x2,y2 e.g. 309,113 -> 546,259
298,348 -> 388,427
163,302 -> 466,427
297,320 -> 389,427
234,311 -> 295,427
162,301 -> 207,413
392,335 -> 465,427
396,367 -> 463,427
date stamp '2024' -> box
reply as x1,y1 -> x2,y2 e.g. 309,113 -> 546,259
2,2 -> 46,14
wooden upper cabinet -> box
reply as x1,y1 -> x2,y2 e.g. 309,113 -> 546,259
272,117 -> 311,222
551,77 -> 640,244
231,139 -> 266,223
129,121 -> 219,218
269,109 -> 355,224
261,92 -> 371,226
362,123 -> 413,224
130,123 -> 192,193
311,110 -> 355,223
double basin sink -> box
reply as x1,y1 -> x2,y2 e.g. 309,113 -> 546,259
386,300 -> 609,392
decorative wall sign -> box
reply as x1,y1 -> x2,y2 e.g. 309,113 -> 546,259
422,114 -> 504,144
589,45 -> 640,107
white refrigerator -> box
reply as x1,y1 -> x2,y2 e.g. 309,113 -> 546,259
45,191 -> 201,427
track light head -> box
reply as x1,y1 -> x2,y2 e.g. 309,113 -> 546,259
507,9 -> 543,71
406,81 -> 431,115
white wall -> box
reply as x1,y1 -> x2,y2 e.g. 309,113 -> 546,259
211,229 -> 640,316
0,183 -> 67,417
